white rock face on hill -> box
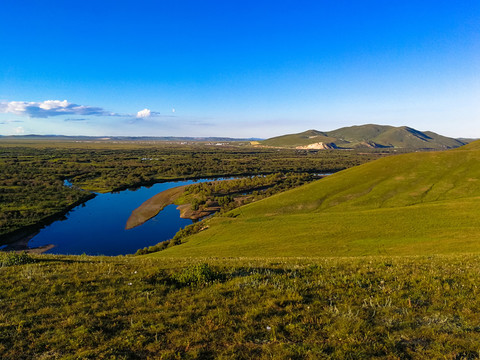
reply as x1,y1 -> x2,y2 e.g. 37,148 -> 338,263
296,142 -> 338,150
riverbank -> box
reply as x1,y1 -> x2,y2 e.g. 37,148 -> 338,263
1,233 -> 54,254
177,203 -> 220,220
0,193 -> 96,254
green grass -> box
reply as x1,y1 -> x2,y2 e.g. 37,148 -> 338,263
152,197 -> 480,258
234,149 -> 480,215
152,145 -> 480,258
457,140 -> 480,151
3,254 -> 480,359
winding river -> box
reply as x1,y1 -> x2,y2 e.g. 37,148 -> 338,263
23,179 -> 218,256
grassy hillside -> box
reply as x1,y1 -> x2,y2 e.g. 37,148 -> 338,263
456,140 -> 480,151
260,129 -> 337,147
152,142 -> 480,258
261,124 -> 466,149
3,253 -> 480,359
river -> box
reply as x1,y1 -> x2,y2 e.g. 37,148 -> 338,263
23,178 -> 218,256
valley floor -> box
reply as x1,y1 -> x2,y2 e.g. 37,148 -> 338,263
2,253 -> 480,359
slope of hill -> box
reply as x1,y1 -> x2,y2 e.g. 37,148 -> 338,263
151,141 -> 480,258
261,124 -> 466,149
258,129 -> 338,147
456,140 -> 480,151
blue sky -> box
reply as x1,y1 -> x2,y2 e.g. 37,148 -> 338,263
0,1 -> 478,138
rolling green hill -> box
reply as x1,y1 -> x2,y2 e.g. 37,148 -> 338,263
259,129 -> 338,148
151,140 -> 480,258
261,124 -> 466,149
456,140 -> 480,151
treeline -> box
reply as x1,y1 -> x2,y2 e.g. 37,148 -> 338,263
0,144 -> 386,192
0,142 -> 389,239
0,152 -> 91,237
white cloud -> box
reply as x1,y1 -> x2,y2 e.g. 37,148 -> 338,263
39,100 -> 69,110
14,126 -> 25,134
0,100 -> 113,118
136,108 -> 151,118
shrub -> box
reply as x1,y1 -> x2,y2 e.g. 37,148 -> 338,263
173,263 -> 217,287
135,240 -> 170,255
172,222 -> 205,243
0,251 -> 35,267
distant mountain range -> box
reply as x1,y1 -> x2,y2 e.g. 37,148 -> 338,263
0,126 -> 473,149
260,124 -> 469,150
0,135 -> 262,142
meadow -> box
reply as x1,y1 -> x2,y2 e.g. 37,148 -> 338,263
2,252 -> 480,359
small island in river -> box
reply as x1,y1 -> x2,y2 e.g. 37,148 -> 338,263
125,185 -> 190,229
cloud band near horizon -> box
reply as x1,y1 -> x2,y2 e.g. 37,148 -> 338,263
0,100 -> 168,122
3,98 -> 164,118
0,100 -> 117,118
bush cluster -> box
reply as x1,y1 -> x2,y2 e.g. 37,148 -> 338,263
173,263 -> 218,287
0,252 -> 35,267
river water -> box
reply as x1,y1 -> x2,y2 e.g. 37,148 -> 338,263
26,179 -> 216,256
